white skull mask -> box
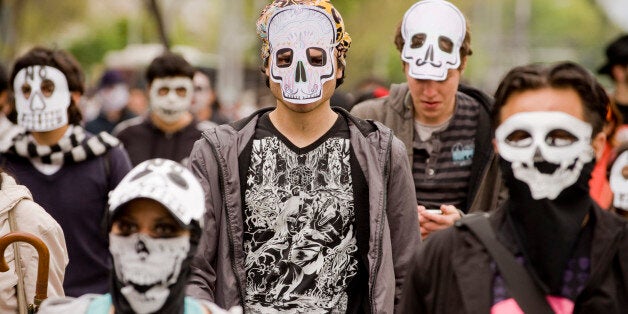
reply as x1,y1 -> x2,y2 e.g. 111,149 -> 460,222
268,5 -> 337,104
109,233 -> 190,314
401,0 -> 466,81
149,77 -> 194,123
495,112 -> 594,200
108,158 -> 205,226
610,151 -> 628,211
13,65 -> 71,131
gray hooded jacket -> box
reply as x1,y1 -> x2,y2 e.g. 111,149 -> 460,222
185,108 -> 420,313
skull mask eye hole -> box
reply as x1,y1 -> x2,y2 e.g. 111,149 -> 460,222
40,79 -> 56,97
307,48 -> 327,67
505,130 -> 533,147
276,48 -> 293,68
622,166 -> 628,179
167,171 -> 189,189
21,83 -> 32,99
157,87 -> 170,96
411,33 -> 426,49
175,86 -> 188,97
545,129 -> 578,147
438,36 -> 454,53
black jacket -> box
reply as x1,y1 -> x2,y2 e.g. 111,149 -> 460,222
400,204 -> 628,313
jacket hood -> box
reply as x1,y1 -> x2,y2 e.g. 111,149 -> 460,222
0,172 -> 33,215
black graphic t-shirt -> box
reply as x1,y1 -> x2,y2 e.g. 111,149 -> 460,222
239,113 -> 365,313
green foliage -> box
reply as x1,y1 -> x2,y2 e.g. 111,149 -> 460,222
67,19 -> 129,73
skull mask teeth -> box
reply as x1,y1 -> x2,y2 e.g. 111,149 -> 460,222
268,5 -> 337,104
496,111 -> 594,200
401,0 -> 466,81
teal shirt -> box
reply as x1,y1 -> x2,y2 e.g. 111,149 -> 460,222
86,294 -> 205,314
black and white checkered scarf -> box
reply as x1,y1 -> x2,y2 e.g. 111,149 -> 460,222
4,125 -> 120,165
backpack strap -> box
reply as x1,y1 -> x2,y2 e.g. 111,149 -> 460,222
456,213 -> 554,314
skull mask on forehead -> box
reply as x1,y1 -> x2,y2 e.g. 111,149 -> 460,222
268,5 -> 337,104
107,158 -> 205,313
495,112 -> 594,200
401,0 -> 466,81
13,65 -> 71,131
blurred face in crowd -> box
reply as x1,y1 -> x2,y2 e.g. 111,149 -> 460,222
406,64 -> 462,125
191,71 -> 215,114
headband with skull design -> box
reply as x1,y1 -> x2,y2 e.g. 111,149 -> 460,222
401,0 -> 466,81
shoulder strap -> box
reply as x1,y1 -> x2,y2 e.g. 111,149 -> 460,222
8,209 -> 29,314
457,214 -> 554,314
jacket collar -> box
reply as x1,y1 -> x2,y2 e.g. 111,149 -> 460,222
0,172 -> 33,215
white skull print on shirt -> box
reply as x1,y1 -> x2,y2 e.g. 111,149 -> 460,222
495,111 -> 594,200
401,0 -> 466,81
14,65 -> 72,131
268,5 -> 338,104
243,126 -> 358,313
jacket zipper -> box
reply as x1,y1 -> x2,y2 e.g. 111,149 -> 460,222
368,131 -> 393,313
204,132 -> 246,307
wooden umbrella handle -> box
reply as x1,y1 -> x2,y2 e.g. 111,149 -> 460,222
0,231 -> 50,306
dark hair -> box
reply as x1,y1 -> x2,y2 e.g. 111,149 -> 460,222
9,47 -> 84,125
145,52 -> 195,84
492,62 -> 609,136
394,21 -> 473,66
0,63 -> 8,92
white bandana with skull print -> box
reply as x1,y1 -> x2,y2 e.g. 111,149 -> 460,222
149,77 -> 194,124
495,111 -> 594,200
610,151 -> 628,211
401,0 -> 466,81
268,5 -> 337,104
13,65 -> 71,131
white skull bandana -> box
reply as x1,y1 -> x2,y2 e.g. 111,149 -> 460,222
109,233 -> 190,314
108,158 -> 205,227
149,77 -> 194,123
610,151 -> 628,211
268,5 -> 337,104
495,111 -> 594,200
13,65 -> 71,131
401,0 -> 466,81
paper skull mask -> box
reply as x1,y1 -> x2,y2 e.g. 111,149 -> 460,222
268,5 -> 337,104
13,65 -> 71,131
610,151 -> 628,211
495,112 -> 594,200
401,0 -> 466,81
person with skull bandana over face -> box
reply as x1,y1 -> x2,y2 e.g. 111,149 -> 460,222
38,158 -> 241,314
114,52 -> 207,167
400,62 -> 628,313
186,0 -> 419,312
0,47 -> 133,297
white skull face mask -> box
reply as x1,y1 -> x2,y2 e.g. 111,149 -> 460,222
13,65 -> 71,131
268,6 -> 337,104
496,111 -> 594,200
149,77 -> 194,123
401,0 -> 466,81
610,151 -> 628,211
109,233 -> 190,314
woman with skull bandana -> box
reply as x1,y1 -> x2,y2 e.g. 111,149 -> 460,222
0,47 -> 133,297
38,158 -> 240,314
400,62 -> 628,313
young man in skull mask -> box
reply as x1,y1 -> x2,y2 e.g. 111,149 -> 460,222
0,47 -> 133,296
38,158 -> 240,314
114,52 -> 206,166
186,0 -> 419,312
400,61 -> 628,313
351,0 -> 501,239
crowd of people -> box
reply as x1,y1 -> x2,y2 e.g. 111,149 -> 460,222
0,0 -> 627,313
